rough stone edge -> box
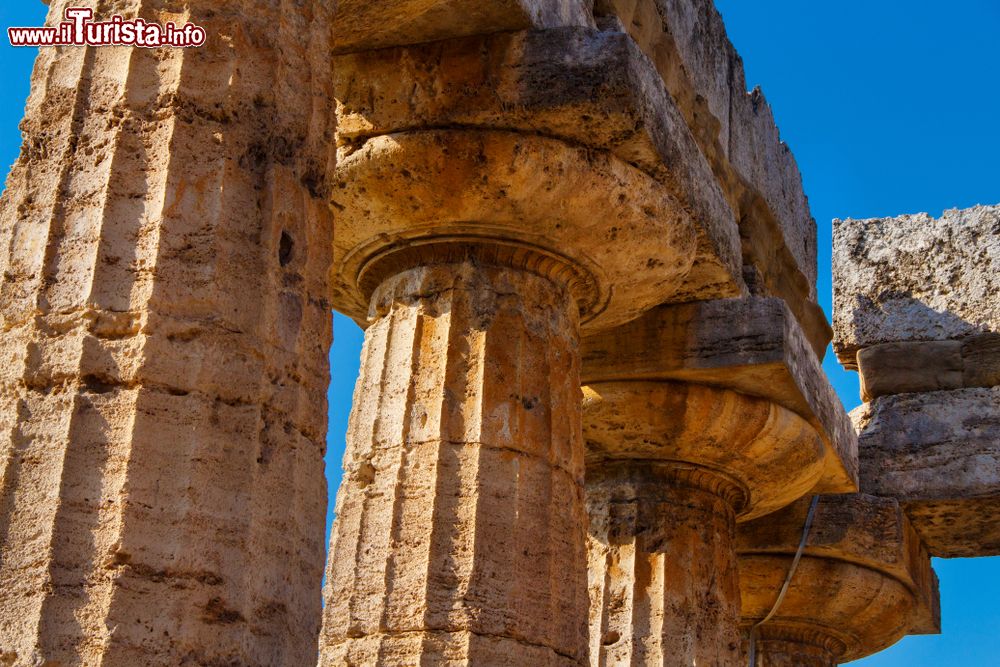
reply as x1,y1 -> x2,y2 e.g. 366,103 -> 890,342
855,335 -> 1000,401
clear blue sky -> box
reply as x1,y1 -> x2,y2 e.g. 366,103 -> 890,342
1,3 -> 997,665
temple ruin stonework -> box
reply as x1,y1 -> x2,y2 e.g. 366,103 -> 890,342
0,1 -> 995,666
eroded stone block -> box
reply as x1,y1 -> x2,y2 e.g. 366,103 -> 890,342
833,205 -> 1000,367
332,0 -> 595,54
963,332 -> 1000,387
854,335 -> 1000,401
853,387 -> 1000,557
835,204 -> 1000,558
857,341 -> 965,401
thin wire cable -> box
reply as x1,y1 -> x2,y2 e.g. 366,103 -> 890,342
746,495 -> 820,667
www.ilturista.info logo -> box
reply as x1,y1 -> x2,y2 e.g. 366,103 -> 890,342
8,7 -> 206,48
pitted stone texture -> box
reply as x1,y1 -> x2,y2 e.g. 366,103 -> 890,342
0,1 -> 335,664
582,298 -> 858,493
852,387 -> 1000,557
331,129 -> 743,333
332,0 -> 595,54
321,261 -> 588,666
833,205 -> 1000,367
595,0 -> 821,331
587,462 -> 742,667
738,495 -> 940,664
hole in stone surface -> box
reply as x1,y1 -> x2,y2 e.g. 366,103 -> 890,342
602,630 -> 621,646
355,461 -> 376,487
279,231 -> 294,267
82,375 -> 115,394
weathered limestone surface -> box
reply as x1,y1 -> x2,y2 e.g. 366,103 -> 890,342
594,0 -> 826,351
833,205 -> 1000,367
738,495 -> 940,665
853,388 -> 1000,557
332,0 -> 595,54
321,260 -> 587,665
0,1 -> 335,665
582,297 -> 858,491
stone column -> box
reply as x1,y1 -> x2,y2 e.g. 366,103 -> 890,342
317,126 -> 744,664
587,462 -> 743,666
581,299 -> 858,667
322,256 -> 587,664
0,1 -> 335,665
318,3 -> 764,665
584,383 -> 825,667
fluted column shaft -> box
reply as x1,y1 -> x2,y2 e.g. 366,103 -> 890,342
0,1 -> 334,665
322,258 -> 589,665
587,461 -> 744,667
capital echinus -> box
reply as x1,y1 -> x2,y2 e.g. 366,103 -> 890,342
737,494 -> 940,666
